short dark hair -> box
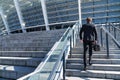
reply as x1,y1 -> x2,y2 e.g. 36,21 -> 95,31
86,17 -> 92,22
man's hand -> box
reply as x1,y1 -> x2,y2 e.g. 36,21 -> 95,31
80,40 -> 83,43
94,40 -> 97,44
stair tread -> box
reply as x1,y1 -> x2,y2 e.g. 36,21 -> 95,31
0,57 -> 42,60
67,58 -> 120,60
0,65 -> 35,72
66,69 -> 120,74
70,54 -> 120,55
67,63 -> 120,67
65,77 -> 113,80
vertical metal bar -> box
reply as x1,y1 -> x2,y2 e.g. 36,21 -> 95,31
70,36 -> 72,58
108,24 -> 110,32
114,27 -> 116,39
63,51 -> 66,80
100,28 -> 103,47
73,30 -> 74,47
106,33 -> 109,58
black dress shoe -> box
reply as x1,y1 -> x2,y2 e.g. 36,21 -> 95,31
89,61 -> 92,65
83,66 -> 87,71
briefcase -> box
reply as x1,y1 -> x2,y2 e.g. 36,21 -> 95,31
93,43 -> 100,51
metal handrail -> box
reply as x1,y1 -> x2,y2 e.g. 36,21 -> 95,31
48,22 -> 79,80
109,23 -> 120,31
100,26 -> 120,58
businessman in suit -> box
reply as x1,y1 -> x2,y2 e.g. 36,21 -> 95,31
79,17 -> 97,70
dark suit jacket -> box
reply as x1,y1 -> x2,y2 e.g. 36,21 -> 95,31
79,23 -> 97,41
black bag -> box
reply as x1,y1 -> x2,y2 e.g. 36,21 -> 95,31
93,43 -> 100,51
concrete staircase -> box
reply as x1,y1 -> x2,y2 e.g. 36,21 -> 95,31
0,29 -> 66,80
66,40 -> 120,80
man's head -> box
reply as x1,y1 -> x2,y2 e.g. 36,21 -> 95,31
86,17 -> 92,23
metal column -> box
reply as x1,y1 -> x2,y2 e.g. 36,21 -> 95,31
0,8 -> 10,34
78,0 -> 82,29
13,0 -> 26,33
40,0 -> 50,31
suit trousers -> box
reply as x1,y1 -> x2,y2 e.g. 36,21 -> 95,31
83,41 -> 93,67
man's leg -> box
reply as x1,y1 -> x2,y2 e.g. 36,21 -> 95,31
83,42 -> 88,70
89,41 -> 93,65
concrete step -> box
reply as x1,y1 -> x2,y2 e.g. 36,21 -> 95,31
2,33 -> 63,39
1,42 -> 55,48
72,50 -> 120,54
0,46 -> 51,51
67,58 -> 120,64
68,54 -> 120,59
66,69 -> 120,79
0,57 -> 42,67
66,63 -> 120,71
1,37 -> 58,41
65,77 -> 113,80
0,65 -> 35,79
0,29 -> 65,41
0,51 -> 47,57
72,47 -> 120,52
0,38 -> 58,45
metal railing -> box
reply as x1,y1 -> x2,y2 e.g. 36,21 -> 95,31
18,22 -> 79,80
100,25 -> 120,58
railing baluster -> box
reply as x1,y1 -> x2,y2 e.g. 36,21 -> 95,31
73,29 -> 74,47
114,27 -> 116,39
70,36 -> 72,58
63,51 -> 66,80
100,28 -> 103,47
106,33 -> 109,58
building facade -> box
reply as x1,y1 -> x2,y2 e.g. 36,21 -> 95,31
0,0 -> 120,34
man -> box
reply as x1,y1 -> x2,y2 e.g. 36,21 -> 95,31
79,17 -> 97,70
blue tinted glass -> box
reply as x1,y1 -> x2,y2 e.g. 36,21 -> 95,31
94,0 -> 107,5
108,5 -> 120,10
83,14 -> 93,18
108,0 -> 120,3
108,17 -> 120,22
94,6 -> 107,11
94,18 -> 106,23
108,11 -> 120,16
82,8 -> 93,12
82,2 -> 93,7
94,12 -> 107,17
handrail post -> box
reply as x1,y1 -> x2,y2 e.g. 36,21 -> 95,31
106,33 -> 109,58
73,29 -> 75,47
63,51 -> 66,80
114,27 -> 116,39
100,28 -> 103,47
70,36 -> 72,58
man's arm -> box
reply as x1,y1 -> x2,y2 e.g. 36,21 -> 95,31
79,25 -> 84,40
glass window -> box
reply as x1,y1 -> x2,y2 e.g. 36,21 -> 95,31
94,0 -> 107,5
82,8 -> 93,12
82,14 -> 93,18
108,17 -> 120,22
108,0 -> 120,3
94,12 -> 107,17
108,5 -> 120,10
94,6 -> 107,11
94,18 -> 106,24
82,2 -> 93,7
108,11 -> 120,16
